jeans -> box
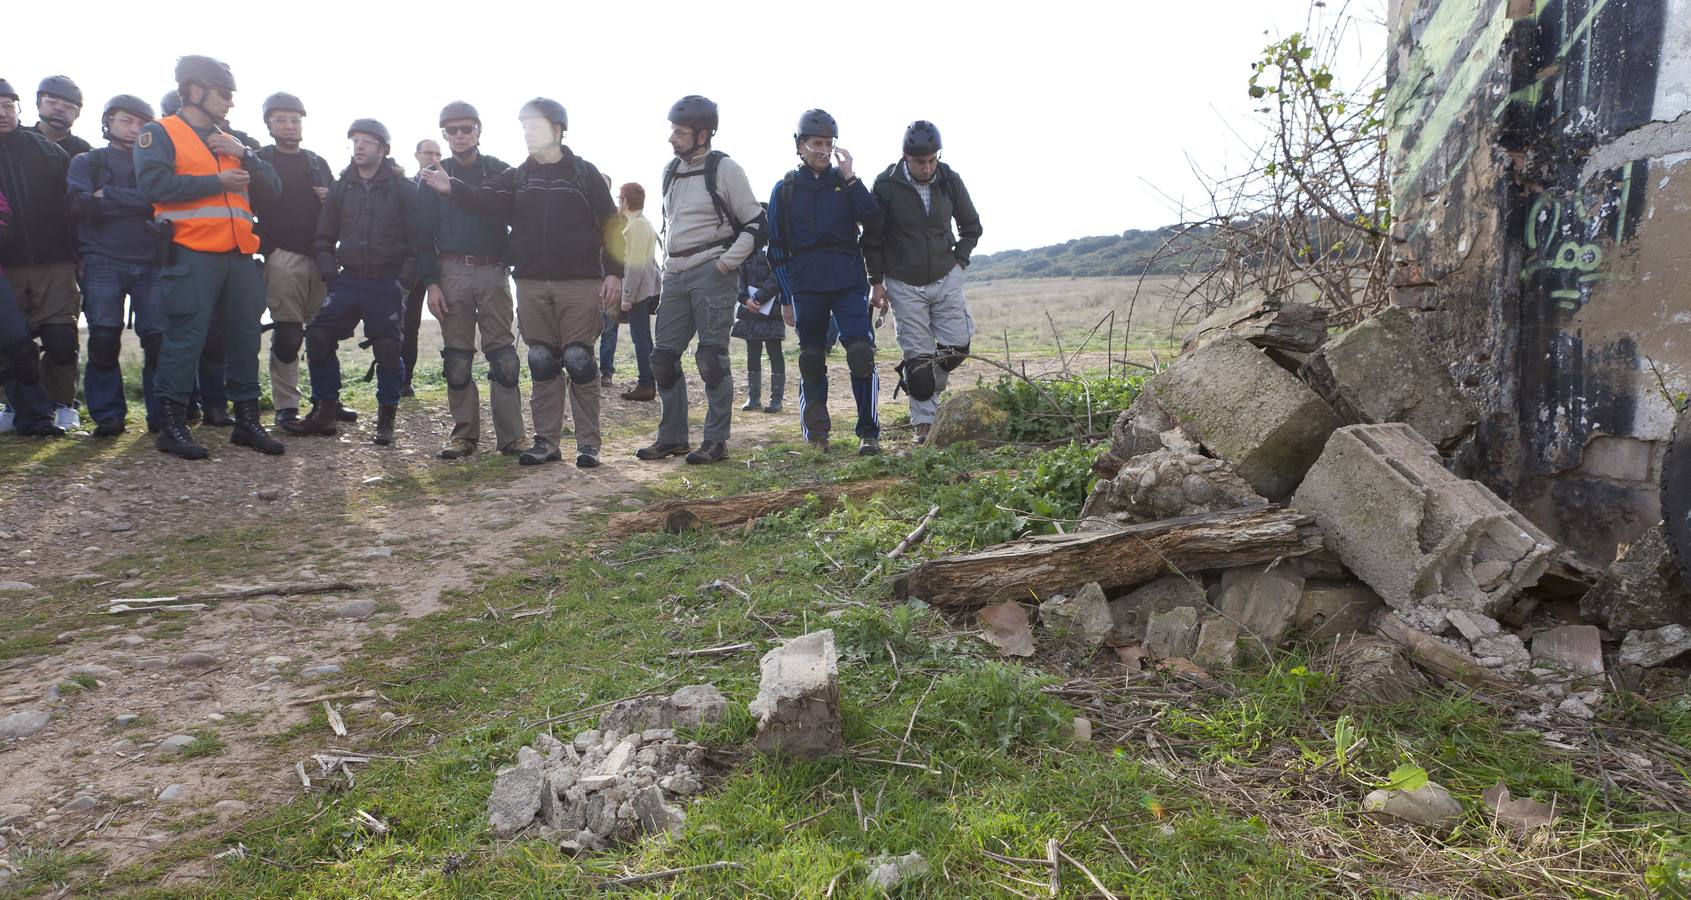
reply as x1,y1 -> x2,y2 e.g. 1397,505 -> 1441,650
306,275 -> 406,406
80,253 -> 162,426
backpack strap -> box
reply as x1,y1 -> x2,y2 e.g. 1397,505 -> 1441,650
86,147 -> 110,192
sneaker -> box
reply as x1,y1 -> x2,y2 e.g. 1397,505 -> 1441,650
809,436 -> 831,454
600,373 -> 614,387
400,383 -> 416,399
763,401 -> 783,413
620,384 -> 656,402
438,438 -> 477,460
635,440 -> 691,460
274,408 -> 300,427
518,438 -> 561,466
913,422 -> 931,446
685,440 -> 727,464
54,404 -> 81,431
740,398 -> 761,411
575,446 -> 601,468
0,405 -> 14,434
858,437 -> 881,457
92,418 -> 126,437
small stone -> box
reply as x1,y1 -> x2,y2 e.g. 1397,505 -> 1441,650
62,795 -> 98,814
667,684 -> 729,727
158,734 -> 196,755
108,521 -> 133,533
117,635 -> 146,648
619,498 -> 643,509
1362,781 -> 1462,827
1144,606 -> 1200,659
1620,624 -> 1691,668
353,547 -> 392,560
1557,698 -> 1596,720
301,664 -> 343,680
114,714 -> 141,727
157,784 -> 188,803
1445,610 -> 1501,642
0,802 -> 30,825
361,476 -> 384,485
0,582 -> 37,592
207,713 -> 225,722
255,487 -> 282,502
659,772 -> 702,795
174,652 -> 217,670
630,784 -> 685,835
334,599 -> 378,620
213,800 -> 249,818
1072,717 -> 1093,742
487,766 -> 545,836
866,851 -> 930,892
1038,582 -> 1114,649
573,730 -> 602,753
0,709 -> 51,741
264,655 -> 293,667
133,656 -> 169,671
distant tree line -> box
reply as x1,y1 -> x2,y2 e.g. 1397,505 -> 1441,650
967,226 -> 1215,281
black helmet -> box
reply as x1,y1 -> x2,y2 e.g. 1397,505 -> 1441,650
262,92 -> 305,120
519,97 -> 568,131
903,120 -> 941,156
668,95 -> 718,132
0,79 -> 18,102
173,55 -> 236,92
438,100 -> 479,127
795,108 -> 838,140
37,75 -> 82,107
347,118 -> 391,146
103,94 -> 155,122
160,90 -> 182,117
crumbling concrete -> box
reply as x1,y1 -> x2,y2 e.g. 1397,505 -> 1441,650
1108,389 -> 1198,461
1183,299 -> 1329,356
1079,449 -> 1266,527
1217,565 -> 1303,647
1301,307 -> 1478,452
599,683 -> 729,734
1107,576 -> 1209,646
1619,624 -> 1691,668
1530,625 -> 1605,678
749,630 -> 843,758
1294,581 -> 1385,641
1293,424 -> 1555,632
1149,334 -> 1342,501
1579,524 -> 1691,632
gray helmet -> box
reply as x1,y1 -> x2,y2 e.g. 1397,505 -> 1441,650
347,118 -> 391,146
795,109 -> 838,141
262,92 -> 306,120
160,90 -> 182,117
520,97 -> 568,131
103,94 -> 155,122
438,100 -> 479,127
37,75 -> 82,107
0,79 -> 18,102
173,55 -> 236,92
667,95 -> 718,132
903,120 -> 941,156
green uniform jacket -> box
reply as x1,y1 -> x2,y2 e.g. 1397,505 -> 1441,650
863,161 -> 982,286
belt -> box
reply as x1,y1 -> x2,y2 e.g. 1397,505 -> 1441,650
668,237 -> 734,259
440,253 -> 503,267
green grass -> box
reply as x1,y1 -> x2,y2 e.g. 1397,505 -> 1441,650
179,730 -> 227,760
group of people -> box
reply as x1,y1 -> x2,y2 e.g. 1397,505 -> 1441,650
0,55 -> 984,468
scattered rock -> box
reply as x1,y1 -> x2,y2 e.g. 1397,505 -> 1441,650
301,664 -> 343,680
1620,624 -> 1691,668
0,803 -> 31,825
174,652 -> 217,670
62,795 -> 98,814
1481,781 -> 1556,833
978,601 -> 1035,657
213,800 -> 249,819
1217,565 -> 1303,647
1579,525 -> 1691,632
353,547 -> 393,560
749,629 -> 843,759
1557,698 -> 1596,720
866,851 -> 930,892
1531,625 -> 1605,678
334,599 -> 378,620
1144,606 -> 1200,659
1072,717 -> 1093,742
1108,576 -> 1209,645
630,784 -> 686,835
264,655 -> 293,667
108,521 -> 133,533
0,709 -> 51,741
1192,616 -> 1240,668
157,784 -> 188,803
1444,610 -> 1501,643
928,388 -> 1008,448
1300,306 -> 1477,451
114,714 -> 140,727
1038,582 -> 1114,648
1330,637 -> 1431,706
256,487 -> 282,502
487,766 -> 545,835
1293,581 -> 1384,641
116,635 -> 146,648
157,734 -> 196,755
599,684 -> 729,734
1363,781 -> 1462,828
0,581 -> 37,592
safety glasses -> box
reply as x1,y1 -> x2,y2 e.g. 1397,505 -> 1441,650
443,124 -> 476,136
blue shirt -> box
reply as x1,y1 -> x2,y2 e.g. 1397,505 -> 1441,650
767,165 -> 881,300
67,144 -> 157,265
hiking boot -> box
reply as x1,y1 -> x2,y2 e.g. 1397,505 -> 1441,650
155,398 -> 209,460
600,373 -> 614,387
230,400 -> 285,455
518,437 -> 561,466
336,406 -> 359,423
372,404 -> 398,446
763,401 -> 783,413
274,407 -> 299,427
497,438 -> 524,456
575,446 -> 601,468
92,418 -> 125,437
620,383 -> 656,402
283,401 -> 340,436
400,382 -> 415,399
635,440 -> 691,461
913,422 -> 932,446
685,440 -> 727,465
858,437 -> 881,457
0,406 -> 13,434
810,436 -> 831,454
741,397 -> 761,411
438,438 -> 477,460
201,403 -> 235,427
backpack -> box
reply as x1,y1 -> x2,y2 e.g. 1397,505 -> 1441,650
662,150 -> 742,230
772,169 -> 864,258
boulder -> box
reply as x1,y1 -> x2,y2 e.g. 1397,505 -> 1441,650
749,630 -> 843,758
1300,306 -> 1477,452
1079,449 -> 1266,527
1217,565 -> 1303,647
928,389 -> 1007,448
1293,424 -> 1555,632
1579,525 -> 1691,632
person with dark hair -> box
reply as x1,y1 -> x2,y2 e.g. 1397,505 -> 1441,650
613,181 -> 659,401
733,237 -> 784,413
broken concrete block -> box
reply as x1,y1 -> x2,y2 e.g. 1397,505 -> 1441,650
1579,525 -> 1691,632
667,684 -> 730,727
1108,576 -> 1209,645
631,784 -> 686,835
1217,565 -> 1304,647
749,629 -> 843,758
1182,298 -> 1329,355
1300,307 -> 1477,452
1619,624 -> 1691,668
1079,449 -> 1267,527
1038,582 -> 1113,648
1109,389 -> 1181,461
1363,781 -> 1462,828
1144,606 -> 1200,659
1530,625 -> 1604,678
866,851 -> 930,893
979,601 -> 1035,657
1444,610 -> 1502,643
1192,616 -> 1239,668
487,766 -> 545,835
1329,637 -> 1431,705
1150,333 -> 1342,501
1293,581 -> 1384,641
1292,424 -> 1556,632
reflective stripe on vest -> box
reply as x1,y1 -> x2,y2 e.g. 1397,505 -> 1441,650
153,115 -> 260,254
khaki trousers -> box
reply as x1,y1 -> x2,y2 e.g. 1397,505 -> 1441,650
515,278 -> 603,452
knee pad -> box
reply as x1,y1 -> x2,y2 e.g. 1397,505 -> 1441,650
87,326 -> 123,372
442,347 -> 475,390
528,342 -> 563,382
140,331 -> 163,371
844,337 -> 875,378
370,337 -> 402,371
936,343 -> 970,373
486,345 -> 520,388
271,322 -> 305,363
694,343 -> 729,388
305,326 -> 338,363
798,345 -> 828,383
37,323 -> 77,366
897,354 -> 937,402
561,341 -> 598,385
1,339 -> 41,385
651,349 -> 682,389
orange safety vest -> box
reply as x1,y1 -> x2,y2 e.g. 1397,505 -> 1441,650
152,115 -> 260,255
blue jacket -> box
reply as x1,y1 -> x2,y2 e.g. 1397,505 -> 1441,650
67,144 -> 157,265
767,165 -> 881,300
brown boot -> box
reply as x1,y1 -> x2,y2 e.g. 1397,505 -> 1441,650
282,400 -> 340,436
373,404 -> 398,446
620,383 -> 656,402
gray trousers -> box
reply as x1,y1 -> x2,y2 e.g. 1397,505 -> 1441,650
654,263 -> 738,444
887,265 -> 973,425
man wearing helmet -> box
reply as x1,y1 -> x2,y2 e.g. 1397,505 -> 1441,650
863,120 -> 983,445
66,94 -> 164,436
285,119 -> 422,447
419,98 -> 621,468
415,100 -> 523,460
635,95 -> 767,465
767,108 -> 885,455
135,54 -> 285,459
28,76 -> 91,157
252,91 -> 335,428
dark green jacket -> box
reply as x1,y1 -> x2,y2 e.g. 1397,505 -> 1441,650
863,161 -> 982,286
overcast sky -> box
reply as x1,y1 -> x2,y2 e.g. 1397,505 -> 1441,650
8,1 -> 1381,255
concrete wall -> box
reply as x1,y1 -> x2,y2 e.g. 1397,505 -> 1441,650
1388,0 -> 1691,565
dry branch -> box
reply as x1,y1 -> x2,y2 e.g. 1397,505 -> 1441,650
606,478 -> 901,540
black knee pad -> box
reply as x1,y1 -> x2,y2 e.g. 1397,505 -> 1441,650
271,321 -> 305,363
695,343 -> 729,388
651,349 -> 682,389
843,337 -> 875,378
561,341 -> 598,384
1,339 -> 40,385
486,344 -> 520,388
898,354 -> 937,401
305,325 -> 338,363
140,332 -> 162,372
442,347 -> 475,390
370,337 -> 402,371
936,342 -> 970,373
87,326 -> 123,372
37,323 -> 77,366
798,345 -> 828,383
528,342 -> 562,382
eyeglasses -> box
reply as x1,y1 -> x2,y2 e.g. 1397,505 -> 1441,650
213,88 -> 233,102
801,138 -> 835,153
443,125 -> 476,136
0,100 -> 17,113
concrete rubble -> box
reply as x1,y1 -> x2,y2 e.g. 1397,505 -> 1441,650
748,630 -> 844,759
1300,307 -> 1477,452
1079,448 -> 1265,527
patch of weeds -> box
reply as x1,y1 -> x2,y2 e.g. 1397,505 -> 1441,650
926,441 -> 1098,547
68,672 -> 99,691
989,371 -> 1144,442
180,730 -> 226,759
921,660 -> 1070,751
8,846 -> 106,893
834,601 -> 933,664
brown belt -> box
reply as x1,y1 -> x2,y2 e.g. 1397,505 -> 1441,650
440,253 -> 503,267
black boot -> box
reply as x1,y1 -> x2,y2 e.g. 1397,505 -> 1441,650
201,402 -> 235,427
283,401 -> 340,436
155,398 -> 209,460
336,407 -> 359,423
373,404 -> 398,446
230,400 -> 285,455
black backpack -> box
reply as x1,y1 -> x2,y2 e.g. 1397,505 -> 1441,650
662,150 -> 742,230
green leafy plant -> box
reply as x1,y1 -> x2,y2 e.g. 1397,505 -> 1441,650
988,373 -> 1143,443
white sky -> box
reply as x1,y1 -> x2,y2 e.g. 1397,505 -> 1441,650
9,0 -> 1381,254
